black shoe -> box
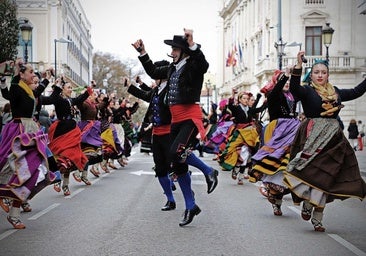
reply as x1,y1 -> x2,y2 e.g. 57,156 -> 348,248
205,169 -> 219,194
161,201 -> 176,211
179,205 -> 201,226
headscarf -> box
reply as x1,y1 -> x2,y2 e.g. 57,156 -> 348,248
219,99 -> 227,109
260,70 -> 283,94
302,59 -> 329,84
303,59 -> 337,101
303,59 -> 341,116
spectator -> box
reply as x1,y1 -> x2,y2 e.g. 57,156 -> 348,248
357,120 -> 365,150
347,119 -> 359,150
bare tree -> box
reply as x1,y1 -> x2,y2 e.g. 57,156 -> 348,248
92,51 -> 147,124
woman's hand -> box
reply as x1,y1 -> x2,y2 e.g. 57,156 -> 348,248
122,76 -> 131,87
285,65 -> 292,77
295,51 -> 306,69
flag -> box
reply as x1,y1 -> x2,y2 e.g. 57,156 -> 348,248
238,42 -> 243,63
232,44 -> 237,67
226,50 -> 232,67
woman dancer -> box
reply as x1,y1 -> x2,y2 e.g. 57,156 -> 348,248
249,67 -> 300,216
283,51 -> 366,232
0,63 -> 57,228
219,90 -> 263,185
48,77 -> 92,196
72,89 -> 104,182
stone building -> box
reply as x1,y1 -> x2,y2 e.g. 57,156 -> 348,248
1,0 -> 92,108
218,0 -> 366,124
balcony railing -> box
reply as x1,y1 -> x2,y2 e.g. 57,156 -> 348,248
282,55 -> 360,70
305,0 -> 324,5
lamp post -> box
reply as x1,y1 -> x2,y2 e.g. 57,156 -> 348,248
205,79 -> 211,113
322,23 -> 335,62
54,38 -> 72,78
274,0 -> 286,70
19,19 -> 33,64
274,39 -> 286,70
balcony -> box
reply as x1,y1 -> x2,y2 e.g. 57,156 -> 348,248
282,55 -> 365,71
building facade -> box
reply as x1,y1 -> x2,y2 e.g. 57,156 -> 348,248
218,0 -> 366,124
15,0 -> 92,89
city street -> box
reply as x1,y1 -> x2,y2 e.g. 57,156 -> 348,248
0,146 -> 365,256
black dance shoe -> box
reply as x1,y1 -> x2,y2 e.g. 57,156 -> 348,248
205,169 -> 219,194
161,201 -> 176,211
179,205 -> 201,226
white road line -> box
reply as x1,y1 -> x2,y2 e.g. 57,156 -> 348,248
28,203 -> 60,220
0,166 -> 119,240
328,234 -> 366,256
0,230 -> 18,241
288,205 -> 366,255
64,188 -> 84,199
65,169 -> 117,198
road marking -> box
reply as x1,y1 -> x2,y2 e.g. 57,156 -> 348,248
0,158 -> 129,241
64,169 -> 117,198
64,188 -> 84,199
130,170 -> 204,176
130,170 -> 155,176
0,230 -> 18,241
28,203 -> 60,220
288,205 -> 366,255
328,234 -> 366,256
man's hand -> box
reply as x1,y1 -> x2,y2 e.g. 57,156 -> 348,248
184,28 -> 194,47
131,39 -> 146,55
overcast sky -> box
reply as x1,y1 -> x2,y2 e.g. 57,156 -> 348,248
79,0 -> 221,74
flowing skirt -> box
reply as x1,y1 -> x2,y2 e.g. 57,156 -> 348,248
0,119 -> 56,201
48,119 -> 88,171
79,120 -> 103,164
283,118 -> 366,208
219,124 -> 259,171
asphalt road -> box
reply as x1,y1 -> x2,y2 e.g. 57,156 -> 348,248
0,146 -> 365,256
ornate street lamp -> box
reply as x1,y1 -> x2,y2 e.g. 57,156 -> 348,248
54,38 -> 72,78
19,19 -> 33,63
274,39 -> 286,70
322,23 -> 335,62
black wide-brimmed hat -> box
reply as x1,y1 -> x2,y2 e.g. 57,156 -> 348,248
164,35 -> 190,52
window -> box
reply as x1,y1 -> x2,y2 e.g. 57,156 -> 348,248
305,26 -> 322,56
